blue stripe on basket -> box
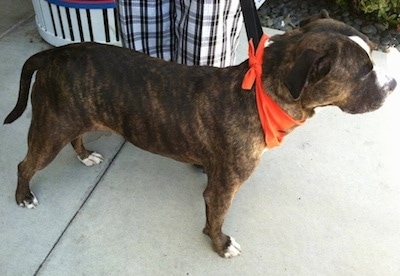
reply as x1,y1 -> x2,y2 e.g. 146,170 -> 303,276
46,0 -> 115,9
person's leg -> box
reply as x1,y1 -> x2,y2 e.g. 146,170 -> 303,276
174,0 -> 243,67
116,0 -> 174,60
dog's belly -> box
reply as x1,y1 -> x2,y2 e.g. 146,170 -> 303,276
129,137 -> 203,165
95,117 -> 206,165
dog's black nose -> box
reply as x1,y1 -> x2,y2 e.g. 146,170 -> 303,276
387,78 -> 397,93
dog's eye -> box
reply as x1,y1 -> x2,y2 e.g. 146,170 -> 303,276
358,62 -> 373,77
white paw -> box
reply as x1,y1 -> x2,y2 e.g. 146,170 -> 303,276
19,192 -> 39,209
224,237 -> 242,258
78,152 -> 104,167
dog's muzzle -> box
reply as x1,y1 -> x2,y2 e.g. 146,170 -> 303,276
384,78 -> 397,94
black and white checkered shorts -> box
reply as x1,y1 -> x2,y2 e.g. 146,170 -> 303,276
116,0 -> 244,67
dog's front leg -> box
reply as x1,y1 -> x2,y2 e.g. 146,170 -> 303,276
202,173 -> 243,258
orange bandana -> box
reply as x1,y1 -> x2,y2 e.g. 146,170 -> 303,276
242,34 -> 303,148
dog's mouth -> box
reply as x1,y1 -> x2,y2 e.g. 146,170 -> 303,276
340,73 -> 397,115
336,95 -> 383,115
340,103 -> 381,114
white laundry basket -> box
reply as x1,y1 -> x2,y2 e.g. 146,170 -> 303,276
31,0 -> 121,46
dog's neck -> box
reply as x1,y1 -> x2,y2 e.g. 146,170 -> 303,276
242,34 -> 304,148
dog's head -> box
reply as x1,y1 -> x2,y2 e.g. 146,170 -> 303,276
266,11 -> 396,116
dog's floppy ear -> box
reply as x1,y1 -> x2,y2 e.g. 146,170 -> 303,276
284,49 -> 331,100
299,9 -> 330,28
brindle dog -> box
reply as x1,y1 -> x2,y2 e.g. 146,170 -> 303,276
4,13 -> 396,257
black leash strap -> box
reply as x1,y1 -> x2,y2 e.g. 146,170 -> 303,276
239,0 -> 264,48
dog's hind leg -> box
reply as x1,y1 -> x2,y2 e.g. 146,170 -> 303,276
16,124 -> 69,208
71,136 -> 104,167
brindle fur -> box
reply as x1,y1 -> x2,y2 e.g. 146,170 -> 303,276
4,14 -> 396,257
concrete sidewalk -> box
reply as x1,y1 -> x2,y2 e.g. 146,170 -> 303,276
1,3 -> 400,275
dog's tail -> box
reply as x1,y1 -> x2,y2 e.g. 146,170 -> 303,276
3,51 -> 48,124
